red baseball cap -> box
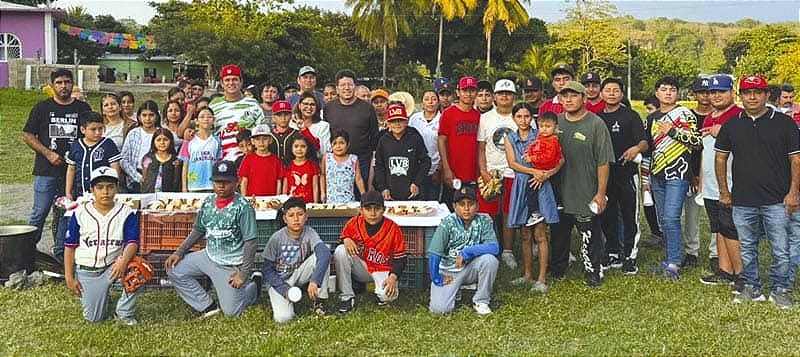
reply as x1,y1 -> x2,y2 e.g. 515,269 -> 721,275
739,75 -> 768,91
220,64 -> 241,79
385,103 -> 408,121
459,76 -> 478,90
272,100 -> 292,114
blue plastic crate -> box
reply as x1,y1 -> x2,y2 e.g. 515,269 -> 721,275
308,217 -> 350,245
256,220 -> 282,248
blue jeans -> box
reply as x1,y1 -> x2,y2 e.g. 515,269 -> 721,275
733,204 -> 792,292
28,175 -> 65,251
789,211 -> 800,288
650,176 -> 688,266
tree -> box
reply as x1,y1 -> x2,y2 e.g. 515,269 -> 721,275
55,6 -> 133,65
414,0 -> 479,77
634,48 -> 695,99
481,0 -> 529,70
551,0 -> 625,75
721,24 -> 797,79
772,42 -> 800,85
346,0 -> 414,86
508,44 -> 567,81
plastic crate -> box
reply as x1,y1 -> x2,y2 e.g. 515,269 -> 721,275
308,217 -> 349,245
139,212 -> 203,254
256,220 -> 282,248
400,227 -> 425,257
424,227 -> 436,252
399,257 -> 428,290
139,252 -> 211,290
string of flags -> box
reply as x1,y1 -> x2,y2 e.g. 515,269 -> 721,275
57,23 -> 158,51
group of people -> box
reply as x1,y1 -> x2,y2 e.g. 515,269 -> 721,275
21,63 -> 800,325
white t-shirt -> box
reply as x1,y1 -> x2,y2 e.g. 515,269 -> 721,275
408,111 -> 441,175
478,108 -> 516,178
700,135 -> 732,200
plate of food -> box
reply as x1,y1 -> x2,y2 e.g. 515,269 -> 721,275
386,204 -> 435,216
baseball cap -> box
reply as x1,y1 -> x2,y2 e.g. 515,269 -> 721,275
551,63 -> 575,78
520,77 -> 543,91
692,77 -> 711,92
360,190 -> 384,207
580,72 -> 601,84
371,88 -> 389,101
493,79 -> 516,94
284,83 -> 298,91
211,160 -> 238,182
250,125 -> 271,138
459,76 -> 478,90
477,80 -> 493,92
385,103 -> 408,121
272,100 -> 292,114
708,75 -> 733,91
298,65 -> 316,77
453,186 -> 477,203
739,75 -> 768,91
89,166 -> 118,185
434,77 -> 452,93
219,64 -> 241,79
559,81 -> 586,95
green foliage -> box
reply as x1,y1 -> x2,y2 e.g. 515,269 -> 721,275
481,0 -> 530,68
721,24 -> 798,79
55,6 -> 135,65
550,0 -> 626,75
508,44 -> 569,82
392,62 -> 430,98
634,48 -> 696,98
772,42 -> 800,85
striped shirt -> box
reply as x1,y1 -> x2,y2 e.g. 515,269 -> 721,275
209,96 -> 265,161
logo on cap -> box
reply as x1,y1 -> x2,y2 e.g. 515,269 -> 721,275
218,163 -> 229,173
705,79 -> 711,86
388,106 -> 404,118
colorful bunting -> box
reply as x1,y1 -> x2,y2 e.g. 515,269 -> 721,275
57,23 -> 158,51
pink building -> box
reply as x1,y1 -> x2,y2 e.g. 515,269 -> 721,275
0,1 -> 61,87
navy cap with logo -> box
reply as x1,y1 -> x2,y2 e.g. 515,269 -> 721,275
453,186 -> 478,203
580,72 -> 601,84
211,160 -> 238,182
708,75 -> 733,91
692,77 -> 711,92
434,77 -> 452,94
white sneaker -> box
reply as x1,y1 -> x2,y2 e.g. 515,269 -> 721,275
501,251 -> 518,269
473,302 -> 492,315
569,252 -> 577,263
525,212 -> 545,227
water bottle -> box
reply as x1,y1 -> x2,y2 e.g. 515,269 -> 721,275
643,191 -> 654,207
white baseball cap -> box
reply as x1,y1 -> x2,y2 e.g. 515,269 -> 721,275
493,79 -> 516,94
90,166 -> 118,184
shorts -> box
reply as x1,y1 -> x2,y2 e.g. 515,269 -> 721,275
478,177 -> 513,216
704,198 -> 738,240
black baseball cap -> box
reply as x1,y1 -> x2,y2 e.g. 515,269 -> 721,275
520,77 -> 543,91
360,190 -> 384,207
453,186 -> 477,203
580,72 -> 601,84
477,80 -> 493,92
692,77 -> 710,92
551,64 -> 575,78
211,160 -> 238,182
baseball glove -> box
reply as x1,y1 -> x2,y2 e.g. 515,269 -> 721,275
121,256 -> 154,293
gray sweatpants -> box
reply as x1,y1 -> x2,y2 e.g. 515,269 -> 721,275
268,254 -> 330,323
684,192 -> 718,258
76,265 -> 138,322
167,249 -> 258,317
429,254 -> 499,314
334,244 -> 398,302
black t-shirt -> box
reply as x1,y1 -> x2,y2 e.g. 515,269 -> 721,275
325,99 -> 379,164
598,106 -> 647,175
715,109 -> 800,207
689,109 -> 709,179
23,98 -> 92,177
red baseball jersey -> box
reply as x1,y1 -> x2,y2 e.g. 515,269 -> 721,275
340,215 -> 406,273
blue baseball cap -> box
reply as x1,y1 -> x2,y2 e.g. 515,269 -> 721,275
434,77 -> 452,94
708,74 -> 734,91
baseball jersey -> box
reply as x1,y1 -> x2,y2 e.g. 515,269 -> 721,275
427,212 -> 497,272
539,97 -> 564,116
179,134 -> 222,191
194,192 -> 257,266
209,96 -> 265,161
65,137 -> 121,197
438,105 -> 480,182
339,216 -> 406,273
66,202 -> 139,268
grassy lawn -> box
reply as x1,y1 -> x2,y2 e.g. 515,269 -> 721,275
0,89 -> 166,185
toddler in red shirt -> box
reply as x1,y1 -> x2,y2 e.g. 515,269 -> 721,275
238,125 -> 284,196
524,111 -> 563,225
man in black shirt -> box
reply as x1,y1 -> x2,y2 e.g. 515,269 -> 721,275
715,75 -> 800,309
22,68 -> 92,261
597,78 -> 648,275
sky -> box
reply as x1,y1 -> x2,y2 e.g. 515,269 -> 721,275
49,0 -> 799,26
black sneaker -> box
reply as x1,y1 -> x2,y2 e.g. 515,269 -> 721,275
338,297 -> 355,314
700,272 -> 731,285
607,255 -> 623,269
708,257 -> 719,273
621,258 -> 638,275
584,270 -> 602,288
189,301 -> 220,320
732,275 -> 745,295
313,299 -> 333,318
251,271 -> 263,300
680,254 -> 698,268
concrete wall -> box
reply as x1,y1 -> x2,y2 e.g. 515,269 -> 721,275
7,59 -> 100,91
0,11 -> 47,87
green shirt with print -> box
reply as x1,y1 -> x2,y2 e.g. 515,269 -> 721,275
194,192 -> 257,266
427,212 -> 497,272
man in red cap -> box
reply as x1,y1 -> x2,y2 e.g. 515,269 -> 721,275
438,76 -> 481,208
716,75 -> 800,309
209,64 -> 267,161
374,103 -> 431,200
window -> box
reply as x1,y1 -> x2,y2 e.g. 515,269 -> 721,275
144,67 -> 156,78
0,33 -> 22,61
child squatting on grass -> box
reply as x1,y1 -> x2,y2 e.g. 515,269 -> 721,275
165,160 -> 260,319
261,197 -> 332,322
64,167 -> 141,325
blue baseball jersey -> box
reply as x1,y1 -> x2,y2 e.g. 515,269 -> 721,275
65,137 -> 121,197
